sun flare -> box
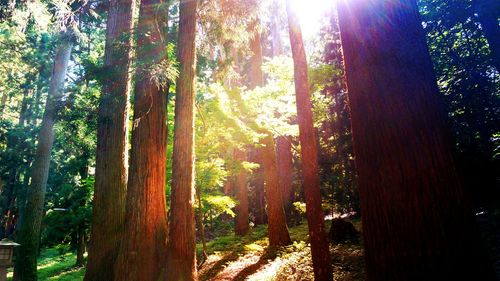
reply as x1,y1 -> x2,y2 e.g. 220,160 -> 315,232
287,0 -> 335,38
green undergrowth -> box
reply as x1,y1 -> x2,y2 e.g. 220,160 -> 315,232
8,247 -> 84,281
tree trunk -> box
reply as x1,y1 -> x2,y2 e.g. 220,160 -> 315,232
223,177 -> 233,196
474,0 -> 500,71
337,0 -> 496,280
13,32 -> 74,281
276,136 -> 294,221
195,187 -> 208,261
112,0 -> 169,279
248,148 -> 266,225
248,20 -> 264,89
286,2 -> 333,280
75,226 -> 86,266
260,135 -> 291,247
234,149 -> 249,236
165,0 -> 198,280
84,0 -> 134,279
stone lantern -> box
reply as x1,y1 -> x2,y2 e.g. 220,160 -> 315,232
0,238 -> 19,281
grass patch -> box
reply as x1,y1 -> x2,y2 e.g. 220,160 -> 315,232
8,247 -> 84,281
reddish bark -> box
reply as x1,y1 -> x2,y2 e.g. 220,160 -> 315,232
286,1 -> 333,280
85,0 -> 134,278
223,177 -> 233,196
276,135 -> 294,217
260,135 -> 291,247
337,0 -> 495,280
234,149 -> 249,236
166,0 -> 198,280
113,0 -> 168,279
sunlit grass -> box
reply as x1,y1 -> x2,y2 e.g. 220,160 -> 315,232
7,248 -> 84,281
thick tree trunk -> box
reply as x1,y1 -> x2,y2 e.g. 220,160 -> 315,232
286,2 -> 333,280
474,0 -> 500,71
84,0 -> 134,279
113,0 -> 169,280
165,0 -> 198,280
13,32 -> 74,281
276,136 -> 294,221
234,149 -> 249,236
260,135 -> 291,247
337,1 -> 496,280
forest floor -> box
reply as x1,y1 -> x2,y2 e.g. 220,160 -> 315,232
197,221 -> 365,281
7,220 -> 365,281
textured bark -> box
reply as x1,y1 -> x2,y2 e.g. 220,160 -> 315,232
248,20 -> 264,89
112,0 -> 168,279
276,136 -> 294,219
286,2 -> 333,280
13,33 -> 74,281
260,136 -> 291,247
165,0 -> 198,280
84,0 -> 134,279
337,1 -> 496,280
234,149 -> 249,236
474,0 -> 500,71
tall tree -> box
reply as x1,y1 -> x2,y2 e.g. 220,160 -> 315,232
246,20 -> 290,246
234,149 -> 249,235
84,0 -> 135,278
336,0 -> 495,280
13,30 -> 74,281
165,0 -> 198,280
286,1 -> 333,280
112,0 -> 169,279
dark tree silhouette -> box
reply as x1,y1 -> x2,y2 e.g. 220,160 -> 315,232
337,0 -> 496,280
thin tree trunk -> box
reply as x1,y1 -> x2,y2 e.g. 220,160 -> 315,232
75,226 -> 86,266
286,2 -> 333,280
13,32 -> 74,281
337,0 -> 496,280
248,20 -> 264,89
234,149 -> 249,236
270,0 -> 283,57
248,148 -> 266,225
166,0 -> 198,280
113,0 -> 169,280
276,136 -> 294,222
260,135 -> 291,247
84,0 -> 134,279
195,187 -> 208,261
